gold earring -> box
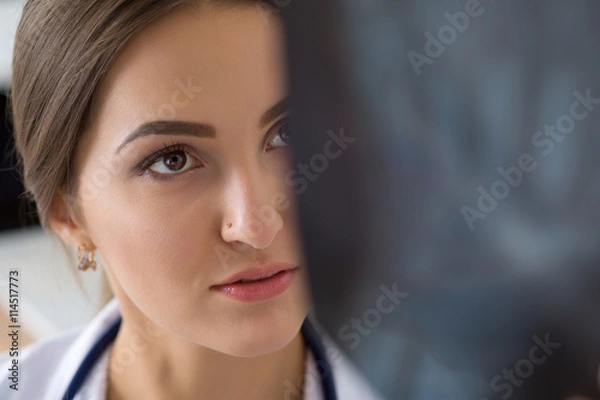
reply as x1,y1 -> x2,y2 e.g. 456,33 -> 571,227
226,222 -> 233,228
77,245 -> 97,271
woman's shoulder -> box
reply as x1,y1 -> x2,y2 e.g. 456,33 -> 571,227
0,325 -> 84,399
0,298 -> 120,400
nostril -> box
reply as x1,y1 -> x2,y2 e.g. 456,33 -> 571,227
220,208 -> 284,249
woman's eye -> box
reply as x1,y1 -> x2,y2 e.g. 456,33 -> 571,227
266,120 -> 290,149
148,150 -> 195,175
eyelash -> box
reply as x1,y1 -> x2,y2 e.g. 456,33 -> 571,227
264,117 -> 290,151
133,118 -> 290,177
133,141 -> 194,176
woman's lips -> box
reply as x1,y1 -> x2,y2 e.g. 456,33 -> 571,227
211,264 -> 298,302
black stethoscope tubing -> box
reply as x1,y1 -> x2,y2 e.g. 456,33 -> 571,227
62,316 -> 337,400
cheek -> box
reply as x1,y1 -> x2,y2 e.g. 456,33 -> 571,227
81,179 -> 217,301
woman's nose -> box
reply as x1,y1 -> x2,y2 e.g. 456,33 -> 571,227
220,170 -> 284,250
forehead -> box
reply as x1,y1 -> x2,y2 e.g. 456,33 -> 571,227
84,3 -> 286,148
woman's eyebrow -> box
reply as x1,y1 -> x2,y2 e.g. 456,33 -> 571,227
115,120 -> 216,155
115,97 -> 289,155
259,97 -> 289,128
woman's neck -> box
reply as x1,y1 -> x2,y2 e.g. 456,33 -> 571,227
106,319 -> 307,400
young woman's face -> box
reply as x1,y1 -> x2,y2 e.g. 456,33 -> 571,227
71,3 -> 310,356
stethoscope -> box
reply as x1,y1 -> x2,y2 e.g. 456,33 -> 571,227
62,316 -> 337,400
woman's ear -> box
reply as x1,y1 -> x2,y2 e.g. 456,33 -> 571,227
47,190 -> 95,250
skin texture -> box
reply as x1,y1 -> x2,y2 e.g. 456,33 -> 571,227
49,3 -> 311,399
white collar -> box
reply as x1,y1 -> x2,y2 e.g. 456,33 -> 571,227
5,297 -> 383,400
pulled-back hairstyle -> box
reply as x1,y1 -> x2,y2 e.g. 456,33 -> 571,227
10,0 -> 270,230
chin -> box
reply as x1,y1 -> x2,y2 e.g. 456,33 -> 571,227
215,307 -> 309,358
212,283 -> 311,357
227,333 -> 299,358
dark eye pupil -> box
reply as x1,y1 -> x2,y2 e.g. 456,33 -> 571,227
164,151 -> 186,171
279,125 -> 289,143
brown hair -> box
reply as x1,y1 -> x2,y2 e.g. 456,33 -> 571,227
9,0 -> 270,230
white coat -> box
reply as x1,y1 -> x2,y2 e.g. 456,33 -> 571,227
0,297 -> 384,399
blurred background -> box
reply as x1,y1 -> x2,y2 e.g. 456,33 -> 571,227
0,1 -> 599,399
284,1 -> 600,399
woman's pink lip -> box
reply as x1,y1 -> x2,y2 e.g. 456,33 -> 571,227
213,263 -> 297,286
211,267 -> 298,302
